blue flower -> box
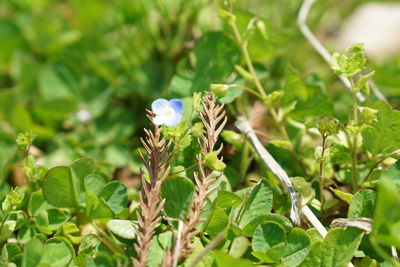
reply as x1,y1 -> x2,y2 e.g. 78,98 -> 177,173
151,98 -> 183,127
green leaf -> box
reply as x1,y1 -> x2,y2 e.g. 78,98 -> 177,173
299,228 -> 363,267
216,190 -> 242,209
85,252 -> 113,267
362,101 -> 400,154
330,188 -> 353,205
22,238 -> 43,267
348,189 -> 376,219
241,213 -> 293,237
3,243 -> 22,264
282,228 -> 311,266
218,85 -> 244,104
47,209 -> 70,230
204,207 -> 228,237
283,69 -> 333,121
106,220 -> 138,240
147,232 -> 173,267
185,237 -> 214,267
98,181 -> 127,215
161,177 -> 195,220
18,226 -> 38,244
70,158 -> 95,192
214,251 -> 253,267
380,160 -> 400,190
42,166 -> 79,208
0,220 -> 16,242
252,222 -> 286,263
84,175 -> 113,219
192,32 -> 239,93
229,236 -> 250,259
40,241 -> 73,266
373,177 -> 400,248
28,191 -> 54,217
238,179 -> 273,228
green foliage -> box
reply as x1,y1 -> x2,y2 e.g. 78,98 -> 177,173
331,43 -> 367,78
0,0 -> 399,266
299,228 -> 364,267
362,101 -> 400,154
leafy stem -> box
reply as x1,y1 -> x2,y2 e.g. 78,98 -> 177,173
228,18 -> 266,98
227,12 -> 311,177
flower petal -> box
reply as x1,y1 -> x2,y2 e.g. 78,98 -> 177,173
169,99 -> 183,114
153,115 -> 167,125
151,99 -> 169,115
164,113 -> 182,127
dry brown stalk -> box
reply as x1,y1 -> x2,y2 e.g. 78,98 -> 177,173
176,92 -> 227,261
133,111 -> 172,267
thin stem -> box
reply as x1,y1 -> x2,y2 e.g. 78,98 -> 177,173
228,13 -> 311,177
229,20 -> 266,98
234,84 -> 264,99
348,78 -> 359,192
92,222 -> 125,254
319,135 -> 327,214
186,232 -> 225,267
362,149 -> 400,184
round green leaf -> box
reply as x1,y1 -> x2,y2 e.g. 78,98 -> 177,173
161,177 -> 195,220
43,166 -> 78,208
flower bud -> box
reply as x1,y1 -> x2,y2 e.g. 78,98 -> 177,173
317,116 -> 339,137
210,84 -> 228,98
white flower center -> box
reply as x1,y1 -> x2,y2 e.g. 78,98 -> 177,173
164,107 -> 176,117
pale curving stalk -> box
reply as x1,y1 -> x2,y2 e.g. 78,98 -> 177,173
297,0 -> 387,103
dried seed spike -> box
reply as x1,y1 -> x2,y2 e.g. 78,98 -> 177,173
176,92 -> 227,260
134,112 -> 172,267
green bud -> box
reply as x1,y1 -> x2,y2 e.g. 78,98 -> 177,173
317,116 -> 339,137
356,71 -> 375,95
210,84 -> 229,98
16,131 -> 36,151
219,10 -> 236,23
361,107 -> 378,125
221,130 -> 242,146
191,122 -> 204,138
204,151 -> 226,171
2,188 -> 24,213
263,91 -> 284,107
192,92 -> 202,111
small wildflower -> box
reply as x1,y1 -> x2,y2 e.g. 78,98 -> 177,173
151,98 -> 183,127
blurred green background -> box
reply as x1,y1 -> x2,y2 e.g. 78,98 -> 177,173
1,0 -> 399,184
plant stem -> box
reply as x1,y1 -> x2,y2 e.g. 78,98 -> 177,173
319,135 -> 327,214
229,20 -> 266,98
362,149 -> 400,184
350,78 -> 359,192
228,13 -> 310,177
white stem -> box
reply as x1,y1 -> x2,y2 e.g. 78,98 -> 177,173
172,219 -> 184,267
297,0 -> 387,103
235,116 -> 355,267
235,116 -> 301,226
